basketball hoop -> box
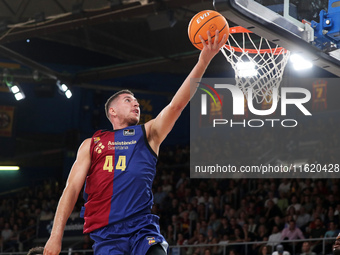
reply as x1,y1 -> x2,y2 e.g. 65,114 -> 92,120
221,26 -> 290,103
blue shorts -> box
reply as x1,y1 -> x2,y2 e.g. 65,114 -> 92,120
89,214 -> 168,255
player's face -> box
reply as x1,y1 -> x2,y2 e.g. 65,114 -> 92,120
114,94 -> 140,126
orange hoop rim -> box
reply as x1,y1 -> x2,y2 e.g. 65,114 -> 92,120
225,26 -> 288,55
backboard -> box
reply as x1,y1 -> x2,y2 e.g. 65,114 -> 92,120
214,0 -> 340,77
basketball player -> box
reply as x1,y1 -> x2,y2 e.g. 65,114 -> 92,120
43,30 -> 227,255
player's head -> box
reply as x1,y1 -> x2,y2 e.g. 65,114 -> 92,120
105,89 -> 140,126
27,247 -> 44,255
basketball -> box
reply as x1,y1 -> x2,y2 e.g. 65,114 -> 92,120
188,10 -> 229,50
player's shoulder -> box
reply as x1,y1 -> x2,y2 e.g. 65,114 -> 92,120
79,138 -> 92,150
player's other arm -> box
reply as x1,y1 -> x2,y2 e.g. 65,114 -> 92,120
44,138 -> 91,255
146,31 -> 227,152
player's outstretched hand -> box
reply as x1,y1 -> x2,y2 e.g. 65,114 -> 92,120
198,30 -> 227,65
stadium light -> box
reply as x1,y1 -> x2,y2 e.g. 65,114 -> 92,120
236,61 -> 257,77
290,54 -> 313,70
0,166 -> 20,171
7,83 -> 25,101
56,80 -> 72,99
3,69 -> 25,101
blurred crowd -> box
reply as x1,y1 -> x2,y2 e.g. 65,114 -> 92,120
0,180 -> 84,252
0,116 -> 339,254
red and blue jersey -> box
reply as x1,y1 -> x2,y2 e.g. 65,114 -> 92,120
80,124 -> 157,233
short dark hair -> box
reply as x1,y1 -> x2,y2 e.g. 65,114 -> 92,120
105,89 -> 134,120
27,247 -> 44,255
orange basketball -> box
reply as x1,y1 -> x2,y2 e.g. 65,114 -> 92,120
188,10 -> 229,50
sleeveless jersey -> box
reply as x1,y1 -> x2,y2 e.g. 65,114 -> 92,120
80,124 -> 157,233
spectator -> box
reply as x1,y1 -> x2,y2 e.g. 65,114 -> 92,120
6,223 -> 21,252
229,217 -> 242,239
248,216 -> 257,234
277,192 -> 289,213
179,211 -> 190,238
211,237 -> 223,255
325,223 -> 339,255
268,225 -> 282,247
301,195 -> 313,214
253,224 -> 269,254
325,194 -> 337,210
194,189 -> 205,204
187,203 -> 198,224
295,206 -> 311,232
192,233 -> 207,255
176,173 -> 190,189
265,192 -> 278,207
300,241 -> 316,255
286,206 -> 297,221
230,228 -> 244,243
290,180 -> 300,195
264,200 -> 283,222
1,222 -> 12,241
236,211 -> 247,227
172,215 -> 181,235
219,217 -> 232,237
154,186 -> 167,207
286,195 -> 301,213
177,232 -> 188,246
236,199 -> 249,216
325,221 -> 340,238
259,245 -> 270,255
269,216 -> 284,233
334,203 -> 340,219
278,180 -> 291,195
281,220 -> 305,240
206,229 -> 214,245
165,225 -> 176,245
208,212 -> 221,234
162,179 -> 172,193
309,217 -> 327,254
242,223 -> 255,242
228,249 -> 238,255
326,206 -> 337,227
299,179 -> 313,193
224,207 -> 237,221
197,220 -> 208,237
212,196 -> 223,217
177,232 -> 188,255
272,244 -> 290,255
1,222 -> 13,250
197,203 -> 207,221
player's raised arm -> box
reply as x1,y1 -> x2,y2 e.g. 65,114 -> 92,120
145,30 -> 227,152
44,139 -> 91,255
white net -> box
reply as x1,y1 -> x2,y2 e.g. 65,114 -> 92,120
221,27 -> 290,103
